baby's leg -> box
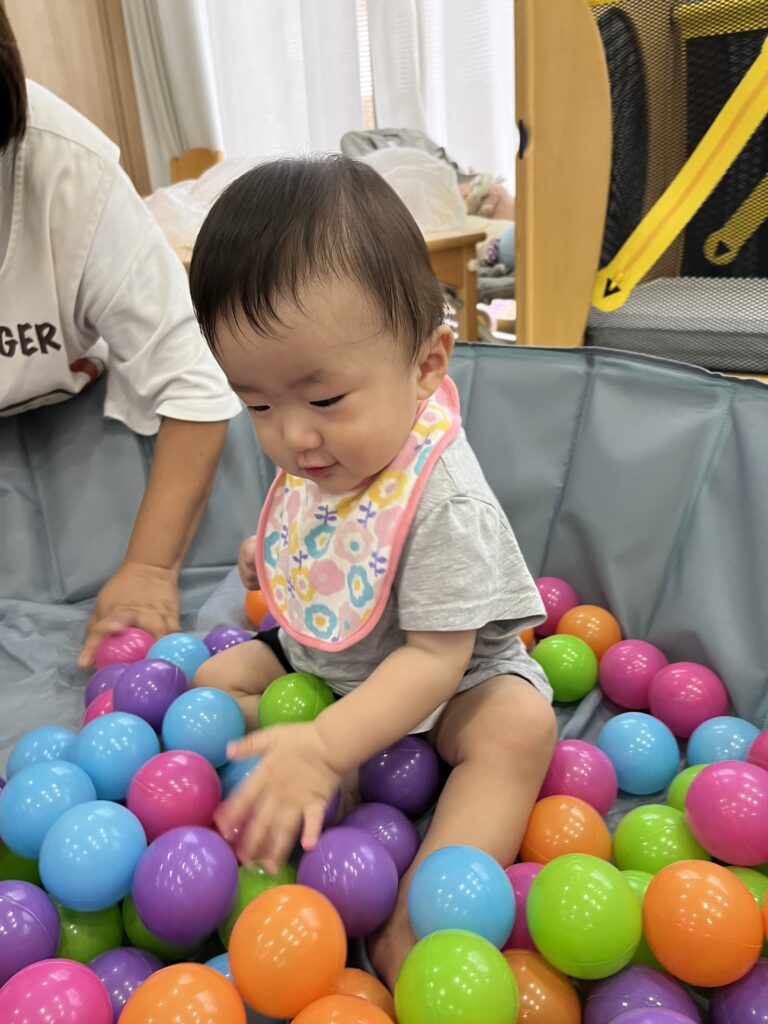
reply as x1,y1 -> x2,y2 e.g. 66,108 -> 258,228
194,640 -> 286,730
369,675 -> 557,990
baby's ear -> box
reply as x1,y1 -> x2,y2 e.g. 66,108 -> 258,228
416,325 -> 454,399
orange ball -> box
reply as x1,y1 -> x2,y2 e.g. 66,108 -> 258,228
644,860 -> 762,986
521,795 -> 612,864
334,968 -> 395,1020
520,628 -> 535,651
120,964 -> 246,1024
294,993 -> 394,1023
244,588 -> 269,627
503,950 -> 581,1023
556,604 -> 622,659
229,884 -> 347,1019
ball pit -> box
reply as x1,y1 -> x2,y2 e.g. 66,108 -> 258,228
56,901 -> 123,964
218,754 -> 261,798
597,713 -> 680,795
685,760 -> 768,865
504,949 -> 581,1024
219,861 -> 297,946
294,994 -> 394,1023
83,689 -> 115,724
89,947 -> 163,1023
112,659 -> 187,731
0,958 -> 113,1023
709,957 -> 768,1024
556,604 -> 623,659
0,760 -> 96,859
747,730 -> 768,770
648,662 -> 728,738
521,794 -> 613,863
583,964 -> 700,1024
84,663 -> 127,707
161,687 -> 245,767
147,632 -> 211,678
687,715 -> 760,765
258,671 -> 336,726
342,802 -> 420,877
666,764 -> 708,811
503,861 -> 542,951
531,634 -> 599,702
535,576 -> 580,636
0,880 -> 60,985
613,804 -> 709,874
358,736 -> 440,816
122,895 -> 197,963
598,639 -> 669,710
538,738 -> 618,814
334,967 -> 396,1019
93,628 -> 154,669
119,963 -> 246,1024
7,725 -> 78,778
127,750 -> 222,841
72,712 -> 160,801
203,625 -> 253,655
244,588 -> 269,627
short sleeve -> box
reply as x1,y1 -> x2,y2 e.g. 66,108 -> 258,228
396,496 -> 546,633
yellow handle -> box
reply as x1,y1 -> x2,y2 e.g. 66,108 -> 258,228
704,172 -> 768,264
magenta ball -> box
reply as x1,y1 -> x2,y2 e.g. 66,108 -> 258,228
0,959 -> 112,1023
539,739 -> 618,815
93,628 -> 154,670
584,965 -> 699,1024
0,881 -> 60,986
132,826 -> 238,945
502,862 -> 542,951
127,750 -> 222,842
648,661 -> 729,738
83,689 -> 114,725
748,732 -> 768,772
89,946 -> 162,1022
710,958 -> 768,1024
358,737 -> 440,816
297,825 -> 399,937
599,640 -> 669,710
535,577 -> 580,637
203,626 -> 253,656
85,664 -> 127,708
113,659 -> 188,731
685,760 -> 768,865
342,802 -> 420,876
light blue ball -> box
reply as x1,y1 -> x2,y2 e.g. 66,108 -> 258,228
687,715 -> 760,765
148,633 -> 211,679
0,760 -> 96,859
72,713 -> 160,801
7,726 -> 78,779
205,952 -> 232,980
597,712 -> 680,795
162,688 -> 245,768
39,800 -> 147,911
218,756 -> 261,798
407,844 -> 515,948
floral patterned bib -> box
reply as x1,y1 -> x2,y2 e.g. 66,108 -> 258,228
255,377 -> 461,651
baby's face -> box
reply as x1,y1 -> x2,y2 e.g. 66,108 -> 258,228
215,277 -> 428,494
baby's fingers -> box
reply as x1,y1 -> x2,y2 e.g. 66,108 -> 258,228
227,731 -> 269,762
300,801 -> 326,854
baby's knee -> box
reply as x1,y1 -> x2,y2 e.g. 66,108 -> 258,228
471,682 -> 557,770
193,652 -> 230,690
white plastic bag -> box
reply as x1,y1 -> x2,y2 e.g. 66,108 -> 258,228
359,148 -> 466,232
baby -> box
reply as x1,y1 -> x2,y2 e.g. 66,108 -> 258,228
189,155 -> 556,988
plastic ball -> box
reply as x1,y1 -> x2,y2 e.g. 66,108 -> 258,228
127,750 -> 222,841
358,737 -> 440,816
599,640 -> 669,710
503,949 -> 580,1023
83,689 -> 114,724
258,672 -> 335,726
203,625 -> 253,655
94,628 -> 155,669
535,577 -> 579,637
597,712 -> 680,795
161,687 -> 245,767
72,712 -> 160,801
119,963 -> 246,1024
205,952 -> 232,978
687,716 -> 760,765
228,884 -> 347,1019
394,929 -> 518,1024
710,957 -> 768,1024
685,760 -> 768,865
644,859 -> 762,986
556,604 -> 623,659
297,826 -> 398,937
259,610 -> 278,631
56,900 -> 123,964
113,659 -> 187,731
583,964 -> 700,1024
132,826 -> 238,945
621,870 -> 662,968
0,760 -> 96,859
334,967 -> 396,1019
342,802 -> 420,877
648,662 -> 729,738
244,589 -> 269,627
521,794 -> 612,863
89,947 -> 163,1023
613,804 -> 709,874
539,738 -> 618,814
520,627 -> 535,650
294,995 -> 393,1023
7,725 -> 78,778
85,663 -> 127,707
219,861 -> 297,946
728,866 -> 768,909
609,1012 -> 698,1024
218,755 -> 261,798
0,842 -> 40,885
39,800 -> 147,911
121,895 -> 197,963
0,881 -> 60,985
527,853 -> 641,979
666,764 -> 708,811
748,730 -> 768,771
147,631 -> 210,677
0,958 -> 113,1023
502,862 -> 541,951
531,634 -> 598,702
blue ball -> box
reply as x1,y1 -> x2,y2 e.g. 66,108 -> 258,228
407,845 -> 515,948
597,712 -> 680,795
687,715 -> 760,765
218,756 -> 261,798
39,800 -> 147,911
205,952 -> 232,980
148,633 -> 211,679
162,688 -> 245,768
7,726 -> 77,778
72,713 -> 160,801
0,760 -> 96,859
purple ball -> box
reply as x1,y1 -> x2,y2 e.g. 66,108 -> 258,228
297,825 -> 398,937
203,626 -> 253,656
132,826 -> 238,945
585,966 -> 700,1024
358,737 -> 440,816
0,880 -> 60,985
710,958 -> 768,1024
112,659 -> 188,731
611,1013 -> 699,1024
89,946 -> 162,1022
85,664 -> 127,708
342,802 -> 420,876
258,612 -> 278,633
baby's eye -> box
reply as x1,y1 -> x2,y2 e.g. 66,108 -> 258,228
248,404 -> 270,413
310,395 -> 345,408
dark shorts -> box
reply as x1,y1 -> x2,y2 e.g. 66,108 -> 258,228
256,627 -> 293,675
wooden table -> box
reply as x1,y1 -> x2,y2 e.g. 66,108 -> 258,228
425,229 -> 486,341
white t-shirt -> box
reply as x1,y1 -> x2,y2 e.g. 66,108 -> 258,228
0,81 -> 240,432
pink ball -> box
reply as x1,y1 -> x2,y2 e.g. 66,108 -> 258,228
649,662 -> 729,738
535,577 -> 579,637
127,750 -> 222,841
599,640 -> 669,710
503,862 -> 542,950
93,628 -> 155,670
748,731 -> 768,771
686,760 -> 768,865
539,739 -> 618,815
0,959 -> 112,1023
82,689 -> 114,725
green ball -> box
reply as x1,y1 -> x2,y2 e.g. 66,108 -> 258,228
219,862 -> 297,946
0,843 -> 40,885
257,672 -> 335,727
728,866 -> 768,956
531,634 -> 598,702
395,929 -> 518,1024
122,895 -> 198,963
621,869 -> 663,969
57,902 -> 123,963
613,804 -> 709,874
527,853 -> 641,979
666,764 -> 708,811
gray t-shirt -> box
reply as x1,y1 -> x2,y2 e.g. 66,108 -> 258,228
280,428 -> 552,730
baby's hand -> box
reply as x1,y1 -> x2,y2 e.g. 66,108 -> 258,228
215,722 -> 341,873
237,535 -> 259,589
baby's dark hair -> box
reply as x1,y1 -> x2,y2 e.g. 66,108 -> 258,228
0,6 -> 27,152
189,154 -> 446,361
